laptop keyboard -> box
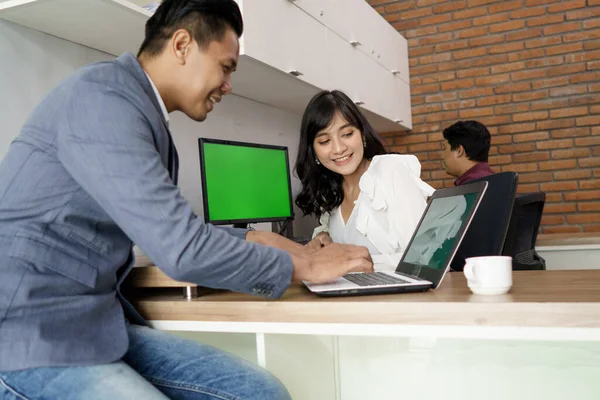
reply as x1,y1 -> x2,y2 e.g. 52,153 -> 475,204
343,272 -> 411,286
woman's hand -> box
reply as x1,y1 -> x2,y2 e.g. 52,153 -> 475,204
306,232 -> 333,251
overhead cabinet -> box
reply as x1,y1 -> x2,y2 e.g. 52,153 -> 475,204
0,0 -> 412,131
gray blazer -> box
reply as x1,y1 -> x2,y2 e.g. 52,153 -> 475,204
0,53 -> 293,372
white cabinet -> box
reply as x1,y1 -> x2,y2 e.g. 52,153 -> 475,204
237,0 -> 412,130
238,0 -> 330,90
292,0 -> 410,84
0,0 -> 411,131
326,31 -> 362,103
0,0 -> 151,57
292,0 -> 364,46
326,30 -> 410,128
377,22 -> 410,85
393,76 -> 412,126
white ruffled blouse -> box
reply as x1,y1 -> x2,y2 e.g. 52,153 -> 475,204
312,154 -> 435,270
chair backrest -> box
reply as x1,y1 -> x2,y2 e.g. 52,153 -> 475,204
502,191 -> 546,258
450,171 -> 519,271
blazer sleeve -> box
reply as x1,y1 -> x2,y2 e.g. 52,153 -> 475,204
56,89 -> 293,298
217,226 -> 250,240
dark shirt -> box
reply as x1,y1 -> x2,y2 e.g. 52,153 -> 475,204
454,162 -> 495,186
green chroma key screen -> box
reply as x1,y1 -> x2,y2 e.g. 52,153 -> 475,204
199,139 -> 293,224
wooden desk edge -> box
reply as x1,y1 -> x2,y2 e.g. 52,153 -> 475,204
129,271 -> 600,330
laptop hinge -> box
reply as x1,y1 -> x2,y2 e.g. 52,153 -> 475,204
394,271 -> 430,283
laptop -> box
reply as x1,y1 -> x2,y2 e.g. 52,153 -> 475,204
304,181 -> 488,297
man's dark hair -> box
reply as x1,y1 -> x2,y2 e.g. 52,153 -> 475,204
138,0 -> 243,57
442,120 -> 491,162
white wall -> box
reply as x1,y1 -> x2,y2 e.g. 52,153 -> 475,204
169,98 -> 307,232
0,21 -> 111,157
170,95 -> 320,234
0,20 -> 316,235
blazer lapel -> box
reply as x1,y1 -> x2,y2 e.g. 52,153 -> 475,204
167,130 -> 179,185
115,53 -> 177,184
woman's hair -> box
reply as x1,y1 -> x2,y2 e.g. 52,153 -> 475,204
294,90 -> 387,217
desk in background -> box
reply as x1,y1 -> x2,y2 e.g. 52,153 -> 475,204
536,233 -> 600,270
130,270 -> 600,400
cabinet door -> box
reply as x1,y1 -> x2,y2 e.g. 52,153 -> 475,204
326,31 -> 362,103
293,0 -> 361,46
352,49 -> 391,123
370,70 -> 412,129
328,31 -> 402,127
350,0 -> 409,80
240,0 -> 329,90
365,19 -> 410,84
294,0 -> 409,81
391,74 -> 412,129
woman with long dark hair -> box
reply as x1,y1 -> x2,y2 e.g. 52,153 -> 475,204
295,90 -> 434,269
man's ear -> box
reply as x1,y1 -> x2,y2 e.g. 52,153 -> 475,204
171,29 -> 194,64
455,145 -> 466,158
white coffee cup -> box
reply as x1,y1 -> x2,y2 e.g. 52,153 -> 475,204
463,256 -> 513,295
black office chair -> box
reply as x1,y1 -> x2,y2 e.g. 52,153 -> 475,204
502,192 -> 546,270
450,171 -> 519,272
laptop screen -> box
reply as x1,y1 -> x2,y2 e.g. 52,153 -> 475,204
403,193 -> 477,269
396,182 -> 487,287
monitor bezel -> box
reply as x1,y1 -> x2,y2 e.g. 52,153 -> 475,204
395,181 -> 488,288
198,138 -> 295,226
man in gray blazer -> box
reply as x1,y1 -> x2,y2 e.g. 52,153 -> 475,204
0,0 -> 373,398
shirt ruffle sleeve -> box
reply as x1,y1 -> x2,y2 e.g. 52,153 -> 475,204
355,155 -> 434,269
312,212 -> 331,239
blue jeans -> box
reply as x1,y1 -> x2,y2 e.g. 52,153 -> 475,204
0,325 -> 291,400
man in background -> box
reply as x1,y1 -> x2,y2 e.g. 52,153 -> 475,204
441,120 -> 495,186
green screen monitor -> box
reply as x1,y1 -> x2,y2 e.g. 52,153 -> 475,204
198,138 -> 294,227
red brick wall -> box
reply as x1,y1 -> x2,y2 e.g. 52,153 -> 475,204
368,0 -> 600,234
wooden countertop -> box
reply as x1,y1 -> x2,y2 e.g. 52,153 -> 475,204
131,270 -> 600,330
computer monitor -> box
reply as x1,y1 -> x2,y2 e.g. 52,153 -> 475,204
198,138 -> 294,228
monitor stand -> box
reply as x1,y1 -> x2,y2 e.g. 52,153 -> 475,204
273,220 -> 293,238
233,223 -> 248,229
